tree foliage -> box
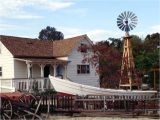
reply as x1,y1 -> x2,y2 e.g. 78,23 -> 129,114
108,38 -> 123,51
38,26 -> 64,40
135,33 -> 159,71
79,33 -> 159,89
130,35 -> 143,57
144,33 -> 160,52
79,41 -> 122,88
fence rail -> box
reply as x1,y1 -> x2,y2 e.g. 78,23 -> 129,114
0,78 -> 51,92
37,94 -> 159,115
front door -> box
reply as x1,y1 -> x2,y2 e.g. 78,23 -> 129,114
44,65 -> 50,77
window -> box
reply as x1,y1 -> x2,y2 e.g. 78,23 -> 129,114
0,67 -> 2,77
77,65 -> 90,74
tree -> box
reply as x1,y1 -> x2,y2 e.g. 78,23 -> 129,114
143,32 -> 160,52
134,33 -> 159,88
38,26 -> 64,40
130,35 -> 143,57
108,38 -> 123,52
135,33 -> 159,71
79,33 -> 159,89
79,42 -> 122,88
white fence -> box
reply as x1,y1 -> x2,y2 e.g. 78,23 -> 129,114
0,78 -> 51,93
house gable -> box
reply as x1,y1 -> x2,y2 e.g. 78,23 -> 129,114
67,37 -> 99,87
0,41 -> 14,78
52,35 -> 87,57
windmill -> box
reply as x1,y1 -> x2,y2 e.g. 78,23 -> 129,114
117,11 -> 141,90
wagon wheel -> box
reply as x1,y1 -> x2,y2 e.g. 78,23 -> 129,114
0,97 -> 13,120
19,93 -> 37,109
12,110 -> 42,120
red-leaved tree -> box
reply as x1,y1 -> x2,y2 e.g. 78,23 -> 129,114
79,41 -> 122,88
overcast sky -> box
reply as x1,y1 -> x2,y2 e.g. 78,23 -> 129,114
0,0 -> 160,42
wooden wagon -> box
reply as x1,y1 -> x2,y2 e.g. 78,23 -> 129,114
0,91 -> 42,120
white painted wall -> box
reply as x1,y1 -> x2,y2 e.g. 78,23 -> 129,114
32,64 -> 55,77
32,64 -> 41,78
67,39 -> 99,87
14,60 -> 27,78
0,41 -> 14,79
14,62 -> 56,78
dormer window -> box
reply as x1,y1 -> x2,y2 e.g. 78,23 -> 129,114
80,43 -> 87,53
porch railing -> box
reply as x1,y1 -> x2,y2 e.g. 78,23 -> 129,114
0,78 -> 52,92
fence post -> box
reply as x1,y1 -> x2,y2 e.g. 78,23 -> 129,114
26,79 -> 29,91
103,96 -> 106,112
42,78 -> 45,91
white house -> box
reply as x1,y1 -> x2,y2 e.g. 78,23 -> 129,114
0,34 -> 99,92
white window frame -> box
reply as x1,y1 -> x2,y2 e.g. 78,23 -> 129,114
77,65 -> 90,74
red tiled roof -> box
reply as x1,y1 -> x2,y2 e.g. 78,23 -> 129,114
0,35 -> 87,58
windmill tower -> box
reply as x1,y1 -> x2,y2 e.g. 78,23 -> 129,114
117,11 -> 140,90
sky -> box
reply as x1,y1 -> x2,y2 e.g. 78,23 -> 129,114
0,0 -> 160,42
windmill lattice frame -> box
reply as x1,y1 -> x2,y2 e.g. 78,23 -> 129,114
117,11 -> 141,90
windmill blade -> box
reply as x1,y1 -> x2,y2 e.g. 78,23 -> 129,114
129,24 -> 134,30
117,20 -> 123,24
130,13 -> 136,19
128,11 -> 132,18
117,20 -> 122,23
117,19 -> 123,22
117,17 -> 123,21
129,24 -> 135,29
121,13 -> 125,19
131,19 -> 138,23
118,15 -> 124,19
118,22 -> 124,26
131,20 -> 137,23
119,24 -> 125,30
118,24 -> 124,29
126,11 -> 129,18
131,20 -> 137,24
131,16 -> 137,21
118,23 -> 124,28
130,23 -> 136,28
117,22 -> 123,26
117,21 -> 123,25
124,11 -> 127,18
121,25 -> 126,31
131,19 -> 138,22
131,21 -> 137,25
